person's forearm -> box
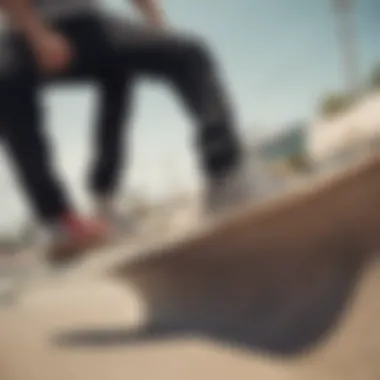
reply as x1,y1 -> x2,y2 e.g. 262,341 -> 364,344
131,0 -> 165,27
0,0 -> 46,37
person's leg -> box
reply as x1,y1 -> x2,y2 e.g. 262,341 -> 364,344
99,16 -> 251,213
103,18 -> 243,181
0,45 -> 71,225
50,14 -> 135,226
88,70 -> 134,210
52,13 -> 138,239
50,14 -> 134,206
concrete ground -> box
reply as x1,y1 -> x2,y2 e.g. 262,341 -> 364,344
0,256 -> 380,380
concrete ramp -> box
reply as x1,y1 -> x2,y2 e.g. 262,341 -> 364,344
108,155 -> 380,355
3,157 -> 380,380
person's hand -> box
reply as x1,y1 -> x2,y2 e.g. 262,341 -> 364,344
149,13 -> 166,29
27,27 -> 73,75
132,0 -> 167,29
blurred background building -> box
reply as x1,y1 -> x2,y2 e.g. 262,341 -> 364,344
308,91 -> 380,172
254,122 -> 310,175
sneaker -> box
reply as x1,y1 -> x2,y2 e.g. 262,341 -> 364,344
204,158 -> 285,217
93,195 -> 136,238
204,162 -> 254,217
45,213 -> 110,265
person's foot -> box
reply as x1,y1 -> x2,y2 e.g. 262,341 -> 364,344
204,162 -> 255,217
45,213 -> 110,265
93,195 -> 136,238
204,158 -> 287,217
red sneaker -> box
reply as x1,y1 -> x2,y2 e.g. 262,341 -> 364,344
46,213 -> 110,265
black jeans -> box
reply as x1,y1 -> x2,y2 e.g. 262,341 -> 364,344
0,12 -> 242,223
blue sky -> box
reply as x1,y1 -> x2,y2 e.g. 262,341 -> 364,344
0,0 -> 380,233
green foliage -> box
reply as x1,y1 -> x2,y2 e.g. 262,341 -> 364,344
320,92 -> 350,117
287,153 -> 311,171
369,62 -> 380,89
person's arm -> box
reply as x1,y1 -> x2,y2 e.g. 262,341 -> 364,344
0,0 -> 72,74
0,0 -> 47,39
130,0 -> 166,28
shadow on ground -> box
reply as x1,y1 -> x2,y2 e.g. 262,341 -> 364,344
52,257 -> 365,356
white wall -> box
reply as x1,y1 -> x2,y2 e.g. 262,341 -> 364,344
308,92 -> 380,166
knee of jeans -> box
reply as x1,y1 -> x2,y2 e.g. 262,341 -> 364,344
182,37 -> 213,69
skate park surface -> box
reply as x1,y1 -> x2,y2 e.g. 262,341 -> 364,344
1,156 -> 380,379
